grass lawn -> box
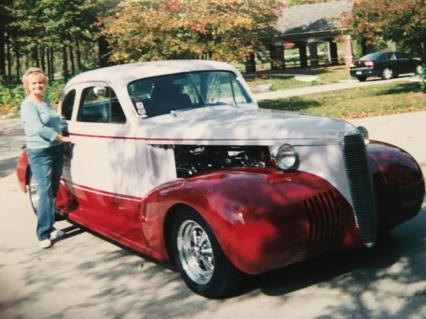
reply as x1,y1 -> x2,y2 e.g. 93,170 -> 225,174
245,66 -> 351,93
258,82 -> 426,119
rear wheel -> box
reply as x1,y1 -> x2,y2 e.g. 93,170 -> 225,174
28,169 -> 39,215
382,68 -> 393,80
27,169 -> 64,220
171,209 -> 243,298
416,65 -> 423,75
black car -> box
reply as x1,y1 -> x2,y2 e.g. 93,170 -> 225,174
350,51 -> 423,81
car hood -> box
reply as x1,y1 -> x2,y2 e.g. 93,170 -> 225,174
139,106 -> 357,146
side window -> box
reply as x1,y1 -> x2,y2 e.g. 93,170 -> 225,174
388,53 -> 397,61
77,86 -> 126,123
396,52 -> 408,59
61,90 -> 76,120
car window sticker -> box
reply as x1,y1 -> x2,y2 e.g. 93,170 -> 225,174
136,100 -> 147,118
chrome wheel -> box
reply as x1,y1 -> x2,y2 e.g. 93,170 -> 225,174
177,220 -> 214,285
28,170 -> 39,214
416,65 -> 423,75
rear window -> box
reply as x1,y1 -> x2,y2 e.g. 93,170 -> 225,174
360,52 -> 385,61
61,90 -> 76,120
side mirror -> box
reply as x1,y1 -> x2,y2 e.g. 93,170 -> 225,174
93,86 -> 107,97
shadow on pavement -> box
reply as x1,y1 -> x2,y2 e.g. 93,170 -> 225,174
258,97 -> 321,112
0,156 -> 18,178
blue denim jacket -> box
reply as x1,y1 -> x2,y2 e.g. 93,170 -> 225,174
20,99 -> 62,149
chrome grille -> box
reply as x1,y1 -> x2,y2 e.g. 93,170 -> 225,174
342,132 -> 377,246
304,190 -> 341,246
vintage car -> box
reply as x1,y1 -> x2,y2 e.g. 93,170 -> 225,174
17,60 -> 425,298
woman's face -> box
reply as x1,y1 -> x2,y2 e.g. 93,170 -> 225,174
27,73 -> 46,97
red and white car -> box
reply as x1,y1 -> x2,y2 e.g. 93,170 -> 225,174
17,60 -> 425,298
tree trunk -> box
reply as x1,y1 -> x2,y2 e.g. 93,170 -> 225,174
62,46 -> 69,80
6,32 -> 12,82
76,39 -> 83,70
32,46 -> 40,68
25,53 -> 30,70
245,51 -> 256,73
47,47 -> 52,80
40,45 -> 46,72
0,25 -> 5,77
98,36 -> 110,67
49,47 -> 55,81
361,38 -> 368,56
68,45 -> 75,76
15,41 -> 21,82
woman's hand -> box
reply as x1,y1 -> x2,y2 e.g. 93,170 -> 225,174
55,134 -> 71,143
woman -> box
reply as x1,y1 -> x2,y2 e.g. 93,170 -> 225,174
20,67 -> 71,249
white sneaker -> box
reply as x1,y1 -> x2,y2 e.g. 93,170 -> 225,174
50,229 -> 65,240
39,239 -> 52,249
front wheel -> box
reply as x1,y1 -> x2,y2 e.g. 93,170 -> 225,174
171,209 -> 243,298
416,65 -> 423,75
357,76 -> 367,82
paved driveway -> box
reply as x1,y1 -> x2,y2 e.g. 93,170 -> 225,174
1,112 -> 425,319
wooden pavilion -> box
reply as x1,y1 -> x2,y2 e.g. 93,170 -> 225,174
246,0 -> 354,72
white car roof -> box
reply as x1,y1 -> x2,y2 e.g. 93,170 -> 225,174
65,60 -> 239,89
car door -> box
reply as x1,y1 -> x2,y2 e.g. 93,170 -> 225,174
64,82 -> 150,245
384,52 -> 400,74
396,52 -> 414,74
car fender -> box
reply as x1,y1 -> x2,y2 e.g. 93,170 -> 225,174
16,148 -> 29,193
141,167 -> 359,274
367,141 -> 425,230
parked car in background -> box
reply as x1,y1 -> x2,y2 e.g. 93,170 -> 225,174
350,51 -> 423,81
17,60 -> 425,298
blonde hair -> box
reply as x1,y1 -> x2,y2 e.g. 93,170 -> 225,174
22,67 -> 48,95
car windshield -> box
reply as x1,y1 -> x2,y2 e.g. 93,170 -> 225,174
360,52 -> 385,61
127,70 -> 252,118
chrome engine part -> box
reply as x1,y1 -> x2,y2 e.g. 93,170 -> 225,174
174,145 -> 271,177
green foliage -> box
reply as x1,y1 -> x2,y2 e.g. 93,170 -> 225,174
0,83 -> 25,112
45,80 -> 66,108
0,80 -> 65,113
0,0 -> 120,83
352,0 -> 426,60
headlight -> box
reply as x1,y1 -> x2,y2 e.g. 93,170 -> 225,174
357,126 -> 369,145
269,143 -> 299,170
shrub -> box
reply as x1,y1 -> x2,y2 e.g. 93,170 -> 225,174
0,80 -> 65,114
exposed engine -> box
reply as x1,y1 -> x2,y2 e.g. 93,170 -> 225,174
174,145 -> 272,178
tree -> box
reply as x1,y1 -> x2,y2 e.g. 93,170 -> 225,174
352,0 -> 426,59
0,1 -> 12,80
381,0 -> 426,60
351,0 -> 388,55
0,0 -> 119,84
101,0 -> 283,63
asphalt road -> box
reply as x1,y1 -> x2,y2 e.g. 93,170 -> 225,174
1,113 -> 425,319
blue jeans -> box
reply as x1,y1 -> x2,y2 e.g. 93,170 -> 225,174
27,145 -> 64,241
